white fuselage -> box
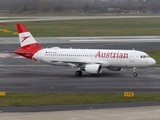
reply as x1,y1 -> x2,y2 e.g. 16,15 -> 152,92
32,47 -> 156,68
15,23 -> 156,76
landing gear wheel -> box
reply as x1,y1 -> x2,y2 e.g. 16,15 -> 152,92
133,72 -> 137,77
75,71 -> 82,76
133,67 -> 137,77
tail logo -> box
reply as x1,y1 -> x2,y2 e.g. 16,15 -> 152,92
21,36 -> 30,43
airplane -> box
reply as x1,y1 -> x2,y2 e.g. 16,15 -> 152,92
14,23 -> 156,77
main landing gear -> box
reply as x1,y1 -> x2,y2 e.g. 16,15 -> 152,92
133,67 -> 137,77
75,70 -> 82,76
75,68 -> 138,77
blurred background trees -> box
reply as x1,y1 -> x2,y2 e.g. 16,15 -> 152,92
0,0 -> 159,14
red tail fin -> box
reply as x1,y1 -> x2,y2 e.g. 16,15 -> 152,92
14,24 -> 43,59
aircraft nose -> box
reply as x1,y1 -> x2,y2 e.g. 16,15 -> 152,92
150,58 -> 156,66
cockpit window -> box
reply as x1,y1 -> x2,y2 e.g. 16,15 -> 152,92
140,55 -> 150,58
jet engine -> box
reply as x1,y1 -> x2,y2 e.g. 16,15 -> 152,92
83,64 -> 102,74
107,67 -> 122,71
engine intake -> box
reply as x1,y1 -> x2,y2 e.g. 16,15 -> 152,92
83,64 -> 102,74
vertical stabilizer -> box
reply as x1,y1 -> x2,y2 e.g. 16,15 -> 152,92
17,24 -> 43,50
14,24 -> 43,59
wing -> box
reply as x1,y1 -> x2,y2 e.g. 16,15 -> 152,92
49,59 -> 110,67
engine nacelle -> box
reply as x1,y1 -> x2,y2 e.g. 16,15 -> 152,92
84,64 -> 102,74
107,67 -> 122,71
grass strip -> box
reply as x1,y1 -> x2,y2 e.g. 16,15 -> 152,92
0,93 -> 160,107
1,18 -> 160,37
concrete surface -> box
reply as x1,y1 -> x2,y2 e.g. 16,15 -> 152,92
1,106 -> 160,120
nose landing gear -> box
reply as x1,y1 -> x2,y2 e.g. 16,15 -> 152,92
133,67 -> 137,77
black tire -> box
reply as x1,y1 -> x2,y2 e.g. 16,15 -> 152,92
133,72 -> 137,77
75,71 -> 82,76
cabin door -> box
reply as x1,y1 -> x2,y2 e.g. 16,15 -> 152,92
130,52 -> 135,62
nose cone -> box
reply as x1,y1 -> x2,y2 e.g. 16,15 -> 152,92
149,58 -> 156,66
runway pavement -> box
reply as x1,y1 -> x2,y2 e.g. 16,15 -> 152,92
1,36 -> 160,44
0,65 -> 159,93
0,37 -> 160,51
